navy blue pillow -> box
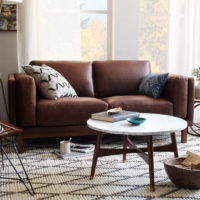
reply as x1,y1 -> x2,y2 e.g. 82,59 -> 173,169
138,73 -> 169,98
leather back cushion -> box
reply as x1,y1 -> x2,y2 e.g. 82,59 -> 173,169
30,61 -> 94,97
93,60 -> 151,98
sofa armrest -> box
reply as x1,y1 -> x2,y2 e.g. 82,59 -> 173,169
8,74 -> 17,124
15,73 -> 37,127
163,74 -> 193,120
187,77 -> 194,125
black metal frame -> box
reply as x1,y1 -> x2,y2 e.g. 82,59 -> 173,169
0,127 -> 35,195
188,101 -> 200,136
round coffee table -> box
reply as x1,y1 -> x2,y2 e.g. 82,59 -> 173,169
87,113 -> 187,192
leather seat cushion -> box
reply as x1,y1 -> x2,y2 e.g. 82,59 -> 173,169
37,97 -> 108,126
103,95 -> 173,115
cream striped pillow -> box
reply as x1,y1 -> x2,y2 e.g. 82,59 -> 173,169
23,64 -> 78,100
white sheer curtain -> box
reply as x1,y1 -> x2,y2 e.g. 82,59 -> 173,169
17,0 -> 81,70
17,0 -> 200,75
168,0 -> 200,76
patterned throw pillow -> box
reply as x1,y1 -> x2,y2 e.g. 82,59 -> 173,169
138,73 -> 169,98
22,64 -> 78,100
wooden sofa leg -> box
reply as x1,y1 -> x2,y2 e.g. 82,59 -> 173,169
18,132 -> 24,154
181,127 -> 188,143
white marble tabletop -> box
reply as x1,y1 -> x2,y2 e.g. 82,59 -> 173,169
87,113 -> 187,136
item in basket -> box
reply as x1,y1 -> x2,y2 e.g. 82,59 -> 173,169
181,151 -> 200,169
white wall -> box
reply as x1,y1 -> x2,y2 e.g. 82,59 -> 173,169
113,0 -> 139,60
0,32 -> 18,121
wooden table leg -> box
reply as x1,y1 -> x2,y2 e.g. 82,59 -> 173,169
181,127 -> 188,143
18,132 -> 24,154
147,136 -> 155,192
90,133 -> 103,180
170,132 -> 178,157
123,135 -> 128,163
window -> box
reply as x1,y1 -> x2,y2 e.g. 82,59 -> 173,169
18,0 -> 113,64
80,0 -> 112,61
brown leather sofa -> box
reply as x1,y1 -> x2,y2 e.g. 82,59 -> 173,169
8,60 -> 194,153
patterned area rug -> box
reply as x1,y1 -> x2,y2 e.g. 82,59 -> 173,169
1,132 -> 200,200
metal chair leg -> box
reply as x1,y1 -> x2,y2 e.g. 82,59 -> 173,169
13,144 -> 35,195
0,143 -> 35,195
0,139 -> 4,170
